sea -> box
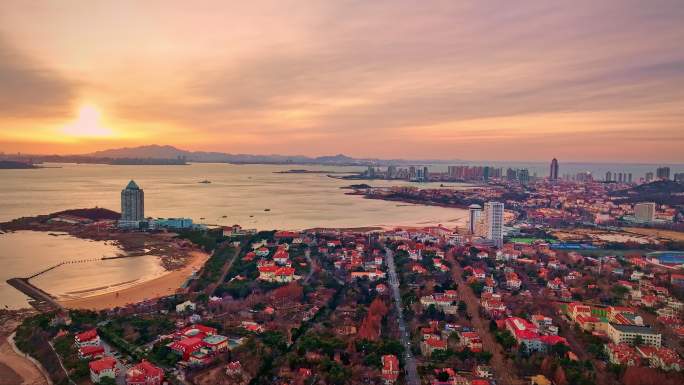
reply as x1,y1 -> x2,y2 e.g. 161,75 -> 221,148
0,162 -> 471,309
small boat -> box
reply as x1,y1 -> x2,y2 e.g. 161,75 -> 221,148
198,180 -> 211,184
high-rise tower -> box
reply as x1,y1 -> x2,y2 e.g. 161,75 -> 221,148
549,158 -> 559,181
121,180 -> 144,222
483,201 -> 504,248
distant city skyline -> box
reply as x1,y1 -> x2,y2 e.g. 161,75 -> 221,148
1,1 -> 684,162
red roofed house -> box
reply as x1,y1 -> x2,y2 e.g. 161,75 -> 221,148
381,354 -> 400,384
567,302 -> 591,321
637,346 -> 684,371
258,265 -> 298,282
168,337 -> 204,360
505,317 -> 543,352
226,361 -> 242,375
606,343 -> 640,366
472,268 -> 486,280
547,277 -> 563,290
126,360 -> 164,385
506,272 -> 522,290
411,264 -> 428,274
275,231 -> 299,239
652,347 -> 684,371
471,379 -> 490,385
421,337 -> 448,357
431,368 -> 465,385
575,315 -> 600,332
75,329 -> 100,347
273,249 -> 290,265
459,331 -> 483,352
89,356 -> 118,383
79,345 -> 105,360
178,324 -> 217,340
539,335 -> 568,347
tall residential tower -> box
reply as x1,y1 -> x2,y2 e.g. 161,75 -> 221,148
483,201 -> 504,248
121,180 -> 144,222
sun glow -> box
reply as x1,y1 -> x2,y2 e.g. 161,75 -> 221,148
61,104 -> 113,137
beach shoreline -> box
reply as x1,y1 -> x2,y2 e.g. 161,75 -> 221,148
59,250 -> 209,310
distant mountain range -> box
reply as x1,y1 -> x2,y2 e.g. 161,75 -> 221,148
84,145 -> 458,166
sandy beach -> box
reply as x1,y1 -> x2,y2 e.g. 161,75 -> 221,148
0,318 -> 49,385
59,251 -> 209,310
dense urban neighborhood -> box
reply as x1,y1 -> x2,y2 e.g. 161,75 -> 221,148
5,162 -> 684,385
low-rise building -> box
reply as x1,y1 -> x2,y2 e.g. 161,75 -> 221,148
78,345 -> 105,360
75,329 -> 100,347
381,354 -> 400,384
126,360 -> 164,385
606,323 -> 661,347
89,356 -> 118,383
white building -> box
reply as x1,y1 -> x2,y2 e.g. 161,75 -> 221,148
89,356 -> 118,383
176,300 -> 196,313
634,202 -> 656,223
606,323 -> 662,347
468,204 -> 482,235
483,202 -> 504,248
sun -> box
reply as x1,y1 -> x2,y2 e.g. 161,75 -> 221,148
61,104 -> 113,137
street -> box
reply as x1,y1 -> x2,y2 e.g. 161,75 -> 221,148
447,250 -> 523,385
385,247 -> 420,385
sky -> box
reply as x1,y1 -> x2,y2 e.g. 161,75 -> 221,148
0,1 -> 683,162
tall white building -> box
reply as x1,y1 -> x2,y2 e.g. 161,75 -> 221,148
468,204 -> 482,234
483,201 -> 504,248
120,180 -> 144,223
634,202 -> 655,223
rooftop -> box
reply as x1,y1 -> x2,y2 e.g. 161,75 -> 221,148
609,323 -> 659,335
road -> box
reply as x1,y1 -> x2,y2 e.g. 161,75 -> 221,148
446,250 -> 522,385
206,245 -> 240,297
304,248 -> 316,284
384,247 -> 420,385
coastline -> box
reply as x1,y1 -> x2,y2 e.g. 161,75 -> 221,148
0,312 -> 50,385
59,250 -> 209,310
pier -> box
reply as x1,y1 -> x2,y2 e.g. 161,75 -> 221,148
7,255 -> 124,312
6,277 -> 64,312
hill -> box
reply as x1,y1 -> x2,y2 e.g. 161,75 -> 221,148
610,180 -> 684,205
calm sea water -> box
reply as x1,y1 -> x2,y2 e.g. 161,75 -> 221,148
0,163 -> 470,228
0,163 -> 470,308
0,231 -> 167,309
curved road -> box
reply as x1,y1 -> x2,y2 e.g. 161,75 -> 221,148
385,247 -> 420,385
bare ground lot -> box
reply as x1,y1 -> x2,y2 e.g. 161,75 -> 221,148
624,227 -> 684,242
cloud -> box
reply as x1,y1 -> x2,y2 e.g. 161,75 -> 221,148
1,1 -> 683,160
0,37 -> 78,119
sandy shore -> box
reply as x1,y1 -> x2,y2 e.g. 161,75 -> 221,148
60,251 -> 209,310
0,319 -> 49,385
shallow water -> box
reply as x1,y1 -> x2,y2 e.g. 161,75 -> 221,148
0,231 -> 166,309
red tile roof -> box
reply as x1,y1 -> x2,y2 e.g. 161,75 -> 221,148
89,356 -> 117,373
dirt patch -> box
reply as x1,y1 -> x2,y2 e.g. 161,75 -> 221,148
624,227 -> 684,242
0,362 -> 23,385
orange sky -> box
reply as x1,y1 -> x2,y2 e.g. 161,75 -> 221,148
1,1 -> 683,162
